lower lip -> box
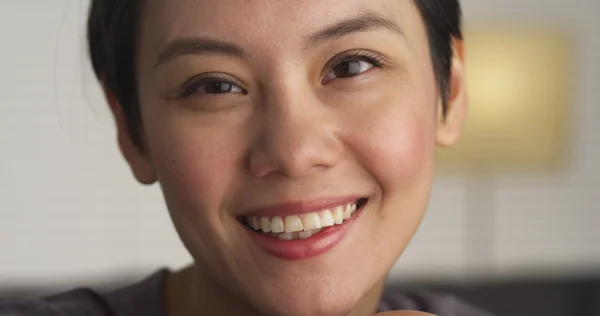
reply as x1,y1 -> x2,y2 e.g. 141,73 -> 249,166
243,204 -> 366,261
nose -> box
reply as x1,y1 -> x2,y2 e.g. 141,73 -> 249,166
248,87 -> 343,180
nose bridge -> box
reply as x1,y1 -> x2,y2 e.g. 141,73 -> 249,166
267,85 -> 315,139
249,78 -> 341,179
267,94 -> 316,159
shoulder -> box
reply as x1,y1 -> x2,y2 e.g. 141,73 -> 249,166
0,270 -> 168,316
378,290 -> 494,316
104,269 -> 168,316
0,288 -> 115,316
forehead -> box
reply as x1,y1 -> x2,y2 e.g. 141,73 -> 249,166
139,0 -> 424,57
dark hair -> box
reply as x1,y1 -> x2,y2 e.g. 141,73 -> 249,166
88,0 -> 462,150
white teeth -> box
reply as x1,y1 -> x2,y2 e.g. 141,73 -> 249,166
343,204 -> 352,220
333,205 -> 344,224
284,215 -> 303,233
260,217 -> 271,233
271,216 -> 284,233
301,212 -> 322,231
278,233 -> 293,240
252,217 -> 261,230
320,209 -> 335,227
246,200 -> 364,239
298,231 -> 312,239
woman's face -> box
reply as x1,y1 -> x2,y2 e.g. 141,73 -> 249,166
123,0 -> 465,315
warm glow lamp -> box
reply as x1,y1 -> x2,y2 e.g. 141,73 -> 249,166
437,27 -> 571,172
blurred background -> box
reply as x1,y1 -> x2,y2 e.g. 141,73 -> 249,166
0,0 -> 598,315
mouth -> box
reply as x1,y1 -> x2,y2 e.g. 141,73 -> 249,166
238,197 -> 369,260
240,197 -> 368,240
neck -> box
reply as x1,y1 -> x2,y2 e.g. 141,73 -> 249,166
165,263 -> 385,316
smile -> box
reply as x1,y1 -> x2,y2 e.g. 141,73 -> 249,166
240,197 -> 369,260
245,199 -> 365,240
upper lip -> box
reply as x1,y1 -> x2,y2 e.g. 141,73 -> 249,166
242,196 -> 364,218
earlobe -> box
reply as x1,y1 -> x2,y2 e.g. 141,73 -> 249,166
103,84 -> 157,185
436,39 -> 468,148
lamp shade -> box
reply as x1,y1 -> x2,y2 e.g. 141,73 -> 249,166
436,27 -> 571,172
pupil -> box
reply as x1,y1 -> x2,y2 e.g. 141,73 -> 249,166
334,61 -> 361,78
206,82 -> 231,93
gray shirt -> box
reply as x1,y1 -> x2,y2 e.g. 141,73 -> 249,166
0,270 -> 492,315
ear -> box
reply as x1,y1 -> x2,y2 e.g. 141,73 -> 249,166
436,38 -> 468,148
103,84 -> 157,185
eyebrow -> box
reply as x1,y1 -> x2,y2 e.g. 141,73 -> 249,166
303,12 -> 403,50
155,37 -> 247,67
155,12 -> 402,67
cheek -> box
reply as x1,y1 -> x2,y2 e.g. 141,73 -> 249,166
146,117 -> 244,220
348,93 -> 436,191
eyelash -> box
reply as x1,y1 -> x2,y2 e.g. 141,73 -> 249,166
178,50 -> 387,98
326,50 -> 386,73
179,75 -> 244,99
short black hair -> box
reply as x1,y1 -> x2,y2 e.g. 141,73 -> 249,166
88,0 -> 462,150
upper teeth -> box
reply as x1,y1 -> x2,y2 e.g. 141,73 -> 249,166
246,202 -> 359,234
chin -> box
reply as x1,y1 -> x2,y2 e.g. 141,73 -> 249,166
260,296 -> 360,316
248,276 -> 371,316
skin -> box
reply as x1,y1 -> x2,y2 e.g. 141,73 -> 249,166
104,0 -> 467,315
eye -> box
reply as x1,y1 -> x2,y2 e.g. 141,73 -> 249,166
181,78 -> 245,98
327,60 -> 373,81
322,51 -> 385,84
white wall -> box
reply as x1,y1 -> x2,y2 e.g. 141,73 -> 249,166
0,0 -> 191,287
0,0 -> 598,289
